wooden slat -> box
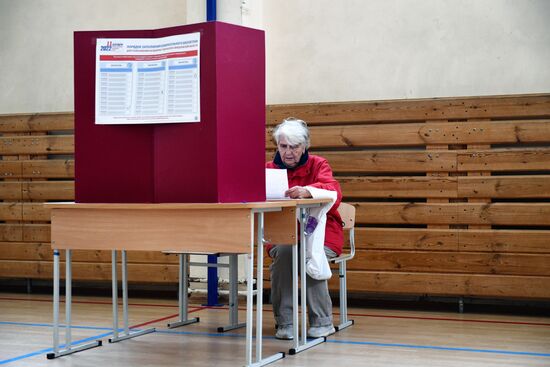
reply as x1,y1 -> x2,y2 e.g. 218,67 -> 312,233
266,120 -> 550,148
0,113 -> 74,133
0,160 -> 74,178
0,182 -> 22,200
268,123 -> 426,147
0,243 -> 179,264
350,250 -> 550,276
22,224 -> 50,242
355,228 -> 458,251
0,135 -> 74,155
357,227 -> 550,254
458,229 -> 550,253
0,181 -> 74,200
0,224 -> 50,242
0,203 -> 51,221
23,159 -> 74,178
354,202 -> 550,225
0,203 -> 23,221
0,225 -> 23,241
340,176 -> 457,198
24,181 -> 74,200
266,94 -> 550,125
354,202 -> 458,224
458,148 -> 550,172
459,203 -> 550,226
458,175 -> 550,198
0,260 -> 178,282
418,120 -> 550,146
318,151 -> 457,173
0,161 -> 22,178
22,203 -> 50,221
341,271 -> 550,298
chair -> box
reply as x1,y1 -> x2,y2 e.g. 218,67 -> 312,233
330,202 -> 356,331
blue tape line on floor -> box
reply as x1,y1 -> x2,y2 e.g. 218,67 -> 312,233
0,332 -> 112,365
326,339 -> 550,357
157,329 -> 550,358
2,321 -> 549,360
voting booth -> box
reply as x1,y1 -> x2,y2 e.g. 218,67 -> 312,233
74,21 -> 266,203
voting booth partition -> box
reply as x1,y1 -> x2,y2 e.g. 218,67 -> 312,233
74,21 -> 266,203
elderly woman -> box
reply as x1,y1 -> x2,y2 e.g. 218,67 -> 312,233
266,117 -> 343,339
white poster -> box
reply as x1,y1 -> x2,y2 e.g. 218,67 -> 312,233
95,33 -> 200,125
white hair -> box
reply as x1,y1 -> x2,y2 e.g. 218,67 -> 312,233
272,117 -> 310,149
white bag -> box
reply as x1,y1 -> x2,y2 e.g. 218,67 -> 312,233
303,187 -> 337,280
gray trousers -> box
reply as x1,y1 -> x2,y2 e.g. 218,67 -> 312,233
269,245 -> 336,327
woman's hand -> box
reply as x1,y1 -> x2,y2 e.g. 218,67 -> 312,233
285,186 -> 312,199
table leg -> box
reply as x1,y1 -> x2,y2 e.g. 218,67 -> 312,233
65,249 -> 72,349
255,213 -> 264,362
111,250 -> 119,340
245,211 -> 285,367
109,250 -> 155,343
245,215 -> 254,366
168,253 -> 199,328
292,238 -> 299,347
47,249 -> 101,359
218,254 -> 246,332
52,249 -> 60,355
289,206 -> 325,355
300,208 -> 307,346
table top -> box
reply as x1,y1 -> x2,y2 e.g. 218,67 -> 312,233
45,198 -> 332,210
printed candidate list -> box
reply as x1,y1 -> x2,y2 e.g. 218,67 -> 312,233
95,33 -> 200,125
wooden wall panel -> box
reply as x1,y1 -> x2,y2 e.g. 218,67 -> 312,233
457,149 -> 550,172
0,242 -> 179,264
0,224 -> 50,242
319,151 -> 457,173
355,228 -> 459,251
0,135 -> 74,155
0,160 -> 74,179
0,260 -> 179,282
2,94 -> 550,301
350,250 -> 550,276
355,202 -> 550,226
458,176 -> 550,198
268,94 -> 550,300
0,113 -> 74,132
458,229 -> 550,253
266,94 -> 550,125
339,176 -> 457,198
341,271 -> 550,299
266,120 -> 550,148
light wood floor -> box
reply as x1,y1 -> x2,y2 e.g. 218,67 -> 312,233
1,292 -> 549,366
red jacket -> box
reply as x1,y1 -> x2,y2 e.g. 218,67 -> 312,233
266,152 -> 344,255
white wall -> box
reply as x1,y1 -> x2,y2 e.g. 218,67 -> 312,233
4,0 -> 548,112
263,0 -> 550,104
0,0 -> 187,114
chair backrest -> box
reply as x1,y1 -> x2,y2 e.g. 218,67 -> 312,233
332,202 -> 356,262
337,203 -> 355,230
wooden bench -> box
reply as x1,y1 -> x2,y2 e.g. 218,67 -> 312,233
1,93 -> 550,300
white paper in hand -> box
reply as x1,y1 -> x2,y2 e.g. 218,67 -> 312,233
265,169 -> 289,199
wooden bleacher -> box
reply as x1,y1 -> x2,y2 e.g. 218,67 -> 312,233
1,94 -> 550,299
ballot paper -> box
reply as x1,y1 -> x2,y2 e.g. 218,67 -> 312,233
265,169 -> 289,199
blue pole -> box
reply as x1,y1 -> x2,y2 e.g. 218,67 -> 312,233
205,0 -> 219,307
206,0 -> 216,21
206,255 -> 221,306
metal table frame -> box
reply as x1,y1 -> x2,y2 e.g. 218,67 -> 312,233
289,200 -> 327,355
46,201 -> 301,366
